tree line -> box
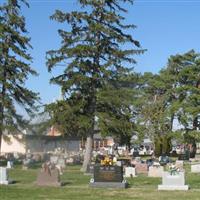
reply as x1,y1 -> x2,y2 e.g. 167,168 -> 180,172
0,0 -> 199,171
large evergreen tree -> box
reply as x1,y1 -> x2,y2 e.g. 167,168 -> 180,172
0,0 -> 39,152
46,0 -> 144,171
163,50 -> 200,156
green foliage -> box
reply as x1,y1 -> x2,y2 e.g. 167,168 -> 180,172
46,0 -> 144,144
0,0 -> 39,135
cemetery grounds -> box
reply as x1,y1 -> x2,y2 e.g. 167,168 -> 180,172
1,164 -> 200,200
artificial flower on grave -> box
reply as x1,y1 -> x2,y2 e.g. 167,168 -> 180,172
168,163 -> 180,175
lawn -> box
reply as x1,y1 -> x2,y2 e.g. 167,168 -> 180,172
1,164 -> 200,200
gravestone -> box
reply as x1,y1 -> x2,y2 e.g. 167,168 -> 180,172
32,154 -> 41,162
191,164 -> 200,173
57,158 -> 66,169
0,167 -> 12,185
36,163 -> 61,187
50,156 -> 59,164
66,157 -> 74,164
195,154 -> 200,161
89,165 -> 127,188
135,163 -> 148,174
158,172 -> 189,190
125,167 -> 136,177
7,161 -> 13,169
148,166 -> 164,177
22,158 -> 33,170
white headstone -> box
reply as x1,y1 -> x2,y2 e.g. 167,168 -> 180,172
50,156 -> 59,164
7,161 -> 13,169
0,167 -> 12,185
125,167 -> 136,177
158,172 -> 189,190
191,164 -> 200,173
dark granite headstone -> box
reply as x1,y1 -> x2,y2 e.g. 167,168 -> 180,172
36,163 -> 61,187
94,165 -> 123,182
90,165 -> 127,188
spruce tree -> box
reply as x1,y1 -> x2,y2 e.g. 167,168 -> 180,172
46,0 -> 144,171
0,0 -> 39,152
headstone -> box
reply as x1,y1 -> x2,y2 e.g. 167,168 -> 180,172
57,158 -> 66,169
22,158 -> 33,170
195,154 -> 200,161
0,167 -> 12,185
50,156 -> 59,164
148,166 -> 164,177
32,154 -> 41,162
158,172 -> 189,190
36,163 -> 61,187
89,165 -> 127,188
135,163 -> 148,174
7,161 -> 13,169
191,164 -> 200,173
125,167 -> 136,177
66,157 -> 74,164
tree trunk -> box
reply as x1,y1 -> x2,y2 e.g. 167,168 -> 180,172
81,133 -> 93,172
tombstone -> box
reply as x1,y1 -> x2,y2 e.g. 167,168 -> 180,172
191,163 -> 200,173
7,161 -> 13,169
0,167 -> 12,185
116,161 -> 122,167
57,158 -> 66,169
50,156 -> 59,164
158,171 -> 189,190
89,165 -> 127,188
148,166 -> 164,177
22,158 -> 33,170
66,157 -> 74,165
32,154 -> 41,162
36,163 -> 61,187
135,163 -> 148,174
125,167 -> 136,177
195,154 -> 200,161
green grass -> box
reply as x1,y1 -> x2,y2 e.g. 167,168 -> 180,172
1,164 -> 200,200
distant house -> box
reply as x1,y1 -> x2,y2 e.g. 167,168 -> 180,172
1,128 -> 81,154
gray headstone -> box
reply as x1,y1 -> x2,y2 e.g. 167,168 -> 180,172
36,163 -> 61,187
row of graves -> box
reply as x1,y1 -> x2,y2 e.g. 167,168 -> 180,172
0,152 -> 82,186
2,150 -> 200,191
85,152 -> 200,190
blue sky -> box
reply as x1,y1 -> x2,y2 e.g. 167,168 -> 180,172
16,0 -> 200,104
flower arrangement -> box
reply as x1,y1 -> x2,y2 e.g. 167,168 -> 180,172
168,164 -> 180,175
100,156 -> 113,166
